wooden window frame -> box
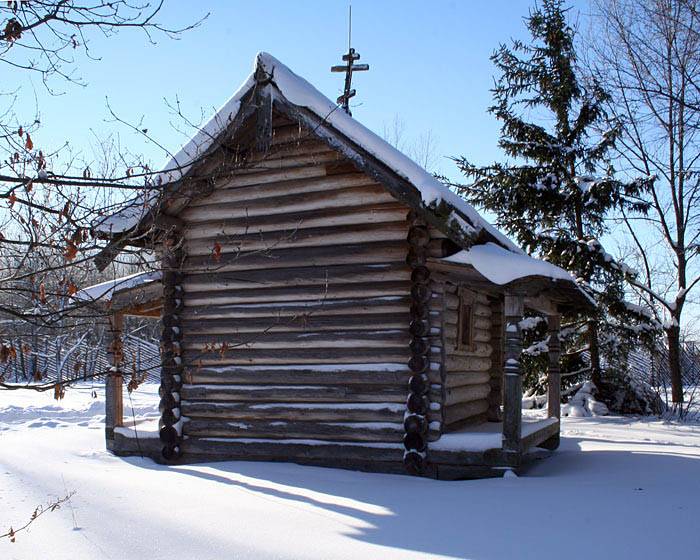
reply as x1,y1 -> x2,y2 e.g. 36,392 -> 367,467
456,287 -> 477,353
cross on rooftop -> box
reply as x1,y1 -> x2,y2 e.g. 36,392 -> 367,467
331,7 -> 369,116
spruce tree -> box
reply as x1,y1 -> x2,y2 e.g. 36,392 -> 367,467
454,0 -> 658,397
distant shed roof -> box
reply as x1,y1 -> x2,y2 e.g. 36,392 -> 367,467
75,271 -> 161,304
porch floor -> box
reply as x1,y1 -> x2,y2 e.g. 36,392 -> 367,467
432,417 -> 559,453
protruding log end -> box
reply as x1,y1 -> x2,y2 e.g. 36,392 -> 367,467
407,393 -> 430,415
161,444 -> 182,461
403,413 -> 428,435
159,425 -> 179,446
403,450 -> 426,475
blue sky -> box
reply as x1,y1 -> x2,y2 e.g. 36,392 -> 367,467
13,0 -> 586,182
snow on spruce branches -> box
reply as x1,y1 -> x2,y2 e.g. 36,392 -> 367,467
451,0 -> 659,394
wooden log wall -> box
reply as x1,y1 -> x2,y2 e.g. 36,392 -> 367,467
159,230 -> 186,460
403,212 -> 434,474
176,115 -> 418,461
439,282 -> 494,431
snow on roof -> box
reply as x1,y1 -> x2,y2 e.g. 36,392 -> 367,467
96,52 -> 520,253
75,271 -> 161,303
442,242 -> 576,285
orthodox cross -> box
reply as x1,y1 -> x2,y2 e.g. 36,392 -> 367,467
331,6 -> 369,115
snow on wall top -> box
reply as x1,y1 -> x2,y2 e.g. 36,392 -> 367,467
95,52 -> 519,253
75,271 -> 161,303
442,242 -> 576,285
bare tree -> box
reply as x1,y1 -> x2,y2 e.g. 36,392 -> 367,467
587,0 -> 700,406
0,2 -> 205,391
382,114 -> 440,174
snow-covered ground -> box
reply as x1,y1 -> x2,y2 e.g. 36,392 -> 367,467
1,385 -> 699,560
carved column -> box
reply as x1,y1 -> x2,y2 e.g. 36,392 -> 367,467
404,211 -> 431,475
547,314 -> 562,419
159,230 -> 185,460
105,312 -> 124,449
502,293 -> 524,454
488,297 -> 504,421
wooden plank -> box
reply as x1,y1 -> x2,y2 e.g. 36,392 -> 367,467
520,420 -> 560,451
180,400 -> 405,422
183,419 -> 404,442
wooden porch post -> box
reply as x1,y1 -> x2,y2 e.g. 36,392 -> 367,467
547,314 -> 562,419
502,293 -> 524,453
105,312 -> 124,448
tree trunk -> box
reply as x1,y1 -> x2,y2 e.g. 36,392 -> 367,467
588,320 -> 602,387
666,325 -> 684,405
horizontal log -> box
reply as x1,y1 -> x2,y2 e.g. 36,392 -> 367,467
180,383 -> 406,403
211,161 -> 330,189
442,314 -> 491,332
440,412 -> 491,434
182,262 -> 411,292
228,150 -> 342,175
182,437 -> 405,463
182,203 -> 409,240
444,383 -> 491,407
247,139 -> 331,160
185,364 -> 411,386
443,399 -> 490,426
183,419 -> 404,442
445,356 -> 492,372
184,347 -> 410,366
181,185 -> 397,222
444,371 -> 492,388
185,221 -> 409,256
269,123 -> 307,145
444,343 -> 493,361
181,313 -> 409,335
182,295 -> 411,320
191,171 -> 376,206
183,281 -> 410,307
182,329 -> 410,350
444,297 -> 493,316
183,240 -> 408,273
443,324 -> 492,343
180,400 -> 406,422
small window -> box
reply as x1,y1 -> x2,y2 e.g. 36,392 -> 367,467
456,288 -> 476,352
